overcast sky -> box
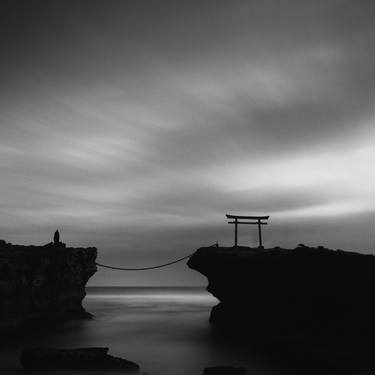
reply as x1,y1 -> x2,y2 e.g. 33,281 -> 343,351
1,0 -> 375,285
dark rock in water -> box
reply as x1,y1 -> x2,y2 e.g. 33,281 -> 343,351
203,366 -> 246,375
0,239 -> 97,332
20,347 -> 139,372
187,246 -> 375,336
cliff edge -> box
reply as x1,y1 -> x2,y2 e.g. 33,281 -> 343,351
0,239 -> 97,332
188,245 -> 375,337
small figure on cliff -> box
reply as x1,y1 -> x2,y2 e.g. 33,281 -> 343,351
53,230 -> 60,244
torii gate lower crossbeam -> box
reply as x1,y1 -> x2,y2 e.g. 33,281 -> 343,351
226,214 -> 270,248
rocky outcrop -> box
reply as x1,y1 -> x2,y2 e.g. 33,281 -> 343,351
20,347 -> 139,372
188,245 -> 375,337
0,239 -> 97,332
203,366 -> 246,375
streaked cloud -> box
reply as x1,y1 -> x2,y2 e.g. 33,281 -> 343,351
1,0 -> 375,284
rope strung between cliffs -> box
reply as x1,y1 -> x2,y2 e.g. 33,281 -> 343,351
95,243 -> 218,271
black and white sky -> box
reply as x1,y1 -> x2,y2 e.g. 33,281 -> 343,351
1,0 -> 375,285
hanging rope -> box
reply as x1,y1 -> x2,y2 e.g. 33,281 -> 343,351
95,243 -> 217,271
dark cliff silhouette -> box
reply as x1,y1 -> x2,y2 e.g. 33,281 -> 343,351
188,245 -> 375,371
0,239 -> 97,333
188,244 -> 375,336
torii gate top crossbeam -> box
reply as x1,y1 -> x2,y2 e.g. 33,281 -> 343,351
226,214 -> 269,220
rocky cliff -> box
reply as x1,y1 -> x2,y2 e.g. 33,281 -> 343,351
188,245 -> 375,337
0,240 -> 97,332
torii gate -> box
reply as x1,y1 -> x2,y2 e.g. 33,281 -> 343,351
226,214 -> 269,248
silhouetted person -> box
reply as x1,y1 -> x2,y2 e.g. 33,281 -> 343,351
53,230 -> 60,244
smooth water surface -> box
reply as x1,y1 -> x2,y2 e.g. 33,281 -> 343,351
0,287 -> 292,375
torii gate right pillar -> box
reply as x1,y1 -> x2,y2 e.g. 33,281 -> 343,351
257,219 -> 263,248
234,218 -> 238,247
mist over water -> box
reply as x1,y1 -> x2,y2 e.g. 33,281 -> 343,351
1,287 -> 295,375
83,287 -> 219,375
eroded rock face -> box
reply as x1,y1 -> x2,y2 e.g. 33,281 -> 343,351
188,245 -> 375,337
0,240 -> 97,332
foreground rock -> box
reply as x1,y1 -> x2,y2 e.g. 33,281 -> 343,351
20,347 -> 139,372
203,366 -> 246,375
0,239 -> 97,332
188,245 -> 375,336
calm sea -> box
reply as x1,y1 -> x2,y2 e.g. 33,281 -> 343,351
0,287 -> 292,375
